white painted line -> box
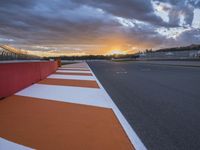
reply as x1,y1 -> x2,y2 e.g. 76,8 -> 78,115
87,63 -> 147,150
62,63 -> 88,68
56,70 -> 91,73
16,84 -> 111,109
61,67 -> 89,69
0,138 -> 33,150
48,74 -> 95,81
59,67 -> 90,70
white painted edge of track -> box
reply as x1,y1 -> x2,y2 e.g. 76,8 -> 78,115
0,138 -> 33,150
48,74 -> 96,81
86,62 -> 147,150
58,68 -> 89,71
56,70 -> 91,73
61,65 -> 88,68
60,67 -> 88,69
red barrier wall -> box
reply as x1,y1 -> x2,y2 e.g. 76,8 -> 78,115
0,61 -> 58,98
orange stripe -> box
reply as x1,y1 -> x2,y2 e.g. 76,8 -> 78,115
55,72 -> 93,76
39,78 -> 100,88
0,95 -> 134,150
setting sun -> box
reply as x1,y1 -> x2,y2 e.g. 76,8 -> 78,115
107,50 -> 126,55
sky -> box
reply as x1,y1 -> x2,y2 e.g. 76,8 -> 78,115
0,0 -> 200,55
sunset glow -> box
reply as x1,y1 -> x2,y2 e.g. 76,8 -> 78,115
0,0 -> 199,56
107,50 -> 127,55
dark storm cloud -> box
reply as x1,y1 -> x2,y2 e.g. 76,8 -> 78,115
1,0 -> 160,45
176,28 -> 200,45
0,0 -> 199,51
0,0 -> 36,7
0,0 -> 120,44
73,0 -> 168,26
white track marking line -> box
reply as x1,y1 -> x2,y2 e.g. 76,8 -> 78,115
59,68 -> 89,71
60,67 -> 89,69
16,84 -> 111,109
56,70 -> 91,73
48,74 -> 96,81
87,63 -> 147,150
62,63 -> 88,68
0,138 -> 33,150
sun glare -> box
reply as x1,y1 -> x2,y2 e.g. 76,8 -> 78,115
108,50 -> 126,55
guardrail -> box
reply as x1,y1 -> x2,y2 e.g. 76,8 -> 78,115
0,61 -> 58,99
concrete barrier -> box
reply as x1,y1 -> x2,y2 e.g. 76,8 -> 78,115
0,61 -> 58,98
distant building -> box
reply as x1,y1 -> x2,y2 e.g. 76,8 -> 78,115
139,49 -> 200,60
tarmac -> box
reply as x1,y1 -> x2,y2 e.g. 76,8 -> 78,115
0,62 -> 144,150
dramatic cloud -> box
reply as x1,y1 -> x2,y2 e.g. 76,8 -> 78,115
153,0 -> 199,26
73,0 -> 169,26
0,0 -> 199,55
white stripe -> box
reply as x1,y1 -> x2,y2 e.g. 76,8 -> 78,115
62,63 -> 88,68
59,67 -> 90,70
0,138 -> 33,150
56,70 -> 91,73
61,67 -> 89,69
16,84 -> 111,109
48,74 -> 95,81
87,63 -> 147,150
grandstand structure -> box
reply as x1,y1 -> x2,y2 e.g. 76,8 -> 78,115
0,45 -> 41,60
0,44 -> 68,60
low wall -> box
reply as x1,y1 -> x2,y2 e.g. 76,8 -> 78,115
0,61 -> 58,98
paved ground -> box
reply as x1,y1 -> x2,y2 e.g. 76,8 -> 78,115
0,62 -> 136,150
137,60 -> 200,67
88,61 -> 200,150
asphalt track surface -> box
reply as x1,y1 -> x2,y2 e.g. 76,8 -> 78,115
88,61 -> 200,150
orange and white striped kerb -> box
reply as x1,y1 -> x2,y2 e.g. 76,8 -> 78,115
0,62 -> 146,150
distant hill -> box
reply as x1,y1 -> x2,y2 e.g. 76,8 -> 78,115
156,44 -> 200,52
